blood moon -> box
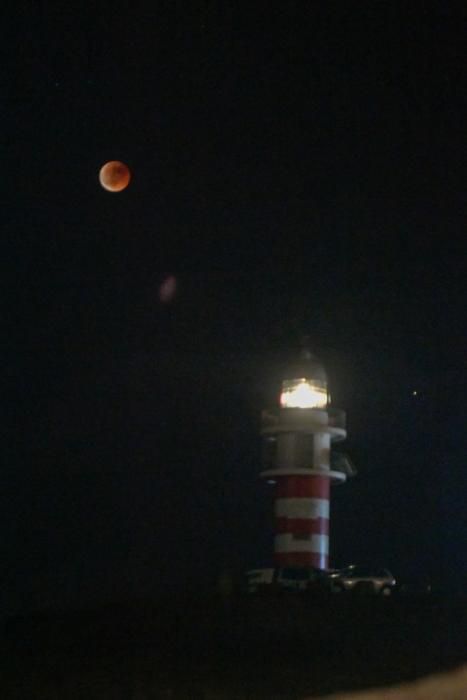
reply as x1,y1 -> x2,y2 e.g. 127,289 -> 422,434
99,161 -> 131,192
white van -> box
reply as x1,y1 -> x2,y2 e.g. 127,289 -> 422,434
245,567 -> 329,593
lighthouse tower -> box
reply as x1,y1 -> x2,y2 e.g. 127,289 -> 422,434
260,348 -> 349,570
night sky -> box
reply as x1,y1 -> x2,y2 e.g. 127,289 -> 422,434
5,4 -> 467,615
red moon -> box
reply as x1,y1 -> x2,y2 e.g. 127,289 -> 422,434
99,161 -> 131,192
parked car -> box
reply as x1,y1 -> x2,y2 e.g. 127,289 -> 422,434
245,566 -> 331,594
328,565 -> 396,595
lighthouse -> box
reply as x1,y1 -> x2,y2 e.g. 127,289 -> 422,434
260,347 -> 351,570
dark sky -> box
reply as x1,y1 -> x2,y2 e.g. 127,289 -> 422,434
4,3 -> 467,614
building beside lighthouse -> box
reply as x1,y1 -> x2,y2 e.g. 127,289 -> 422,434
260,347 -> 353,570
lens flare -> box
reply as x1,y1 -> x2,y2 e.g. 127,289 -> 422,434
159,275 -> 177,303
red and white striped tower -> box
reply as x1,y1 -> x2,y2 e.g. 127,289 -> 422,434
261,349 -> 347,570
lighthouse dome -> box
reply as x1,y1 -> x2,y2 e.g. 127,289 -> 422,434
280,348 -> 328,409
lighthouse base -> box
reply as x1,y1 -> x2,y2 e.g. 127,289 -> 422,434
274,551 -> 329,569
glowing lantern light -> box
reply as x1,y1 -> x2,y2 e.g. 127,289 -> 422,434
280,377 -> 328,409
279,346 -> 329,409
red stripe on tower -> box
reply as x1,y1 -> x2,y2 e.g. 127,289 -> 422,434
276,475 -> 330,499
275,517 -> 329,536
275,552 -> 327,568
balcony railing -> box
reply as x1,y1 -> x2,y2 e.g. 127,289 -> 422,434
328,408 -> 346,430
262,407 -> 346,430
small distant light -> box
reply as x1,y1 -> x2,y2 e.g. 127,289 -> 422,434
412,390 -> 418,396
267,480 -> 276,486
